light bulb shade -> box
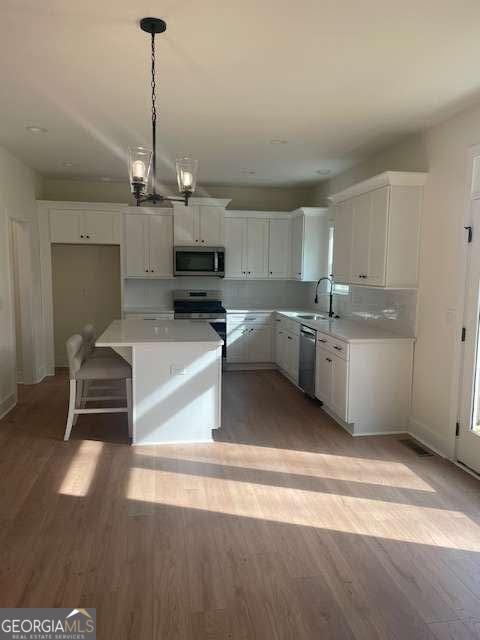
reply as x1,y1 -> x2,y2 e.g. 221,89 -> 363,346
128,146 -> 152,196
176,156 -> 198,195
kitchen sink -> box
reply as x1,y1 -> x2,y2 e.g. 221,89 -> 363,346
297,314 -> 328,320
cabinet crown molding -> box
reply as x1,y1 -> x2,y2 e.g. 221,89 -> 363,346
329,171 -> 428,204
180,197 -> 231,207
291,206 -> 329,217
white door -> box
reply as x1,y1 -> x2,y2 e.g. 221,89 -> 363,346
225,218 -> 245,278
366,186 -> 389,286
315,345 -> 332,404
458,197 -> 480,473
291,215 -> 304,279
83,212 -> 119,244
249,326 -> 273,363
226,323 -> 247,362
331,355 -> 348,420
148,214 -> 173,277
49,211 -> 82,243
268,219 -> 291,278
199,206 -> 224,246
125,214 -> 148,276
333,200 -> 353,283
173,204 -> 197,245
246,219 -> 269,279
351,193 -> 370,283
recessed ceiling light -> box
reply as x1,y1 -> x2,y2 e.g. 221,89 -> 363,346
100,176 -> 112,181
63,161 -> 76,167
270,139 -> 288,144
26,125 -> 48,134
316,169 -> 331,176
240,169 -> 256,175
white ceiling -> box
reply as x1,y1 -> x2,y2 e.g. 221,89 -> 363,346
2,0 -> 480,188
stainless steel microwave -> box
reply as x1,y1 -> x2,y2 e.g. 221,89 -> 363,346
174,246 -> 225,277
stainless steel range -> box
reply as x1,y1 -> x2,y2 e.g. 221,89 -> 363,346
173,290 -> 227,359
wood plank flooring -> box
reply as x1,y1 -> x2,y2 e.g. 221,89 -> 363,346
1,370 -> 480,639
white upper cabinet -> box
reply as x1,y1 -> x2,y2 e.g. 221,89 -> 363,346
245,219 -> 269,278
224,217 -> 245,278
290,208 -> 330,281
124,212 -> 173,278
49,209 -> 120,245
268,219 -> 291,278
331,171 -> 427,288
173,198 -> 230,246
224,217 -> 268,279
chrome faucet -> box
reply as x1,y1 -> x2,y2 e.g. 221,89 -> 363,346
314,276 -> 335,318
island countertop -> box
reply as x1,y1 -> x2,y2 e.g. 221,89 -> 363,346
96,318 -> 223,347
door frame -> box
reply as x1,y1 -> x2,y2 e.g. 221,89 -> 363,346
451,143 -> 480,468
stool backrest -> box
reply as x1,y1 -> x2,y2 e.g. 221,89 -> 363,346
81,324 -> 96,354
66,334 -> 84,379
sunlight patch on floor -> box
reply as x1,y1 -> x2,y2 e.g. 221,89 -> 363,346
125,466 -> 480,550
58,440 -> 104,497
133,443 -> 436,492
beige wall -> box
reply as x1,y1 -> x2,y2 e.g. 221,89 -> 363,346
41,178 -> 315,211
0,145 -> 42,417
320,109 -> 480,458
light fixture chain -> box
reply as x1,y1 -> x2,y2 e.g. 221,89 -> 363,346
151,32 -> 157,197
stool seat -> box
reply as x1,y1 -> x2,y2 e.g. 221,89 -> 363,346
76,356 -> 132,380
89,346 -> 117,359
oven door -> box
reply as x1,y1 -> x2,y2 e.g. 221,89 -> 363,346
174,247 -> 225,277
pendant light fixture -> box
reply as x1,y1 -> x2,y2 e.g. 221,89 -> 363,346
128,18 -> 198,207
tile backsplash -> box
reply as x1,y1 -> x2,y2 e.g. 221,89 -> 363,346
124,279 -> 417,336
124,278 -> 313,311
311,285 -> 417,336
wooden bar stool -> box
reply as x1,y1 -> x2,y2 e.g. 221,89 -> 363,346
64,334 -> 133,442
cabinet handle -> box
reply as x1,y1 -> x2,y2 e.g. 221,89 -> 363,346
287,336 -> 292,340
270,271 -> 273,275
201,239 -> 205,243
80,234 -> 84,238
86,235 -> 90,239
248,271 -> 251,274
318,338 -> 327,343
333,345 -> 343,351
242,271 -> 246,275
150,270 -> 154,273
326,357 -> 332,362
145,269 -> 148,272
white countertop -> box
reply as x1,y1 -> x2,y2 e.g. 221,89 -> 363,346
123,307 -> 174,315
276,311 -> 414,342
97,319 -> 223,347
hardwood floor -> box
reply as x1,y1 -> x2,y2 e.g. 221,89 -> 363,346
1,370 -> 480,639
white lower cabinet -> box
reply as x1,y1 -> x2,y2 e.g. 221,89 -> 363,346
275,317 -> 299,383
315,331 -> 414,435
227,313 -> 273,363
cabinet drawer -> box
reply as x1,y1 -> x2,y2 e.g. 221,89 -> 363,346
228,312 -> 272,325
317,332 -> 349,360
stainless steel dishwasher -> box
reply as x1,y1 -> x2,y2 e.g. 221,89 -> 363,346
299,325 -> 317,398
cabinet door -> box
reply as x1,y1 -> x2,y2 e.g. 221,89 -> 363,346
275,328 -> 284,367
224,218 -> 246,278
248,326 -> 273,363
125,214 -> 148,277
226,323 -> 247,362
268,219 -> 291,278
84,212 -> 119,244
351,193 -> 370,283
173,204 -> 197,245
286,333 -> 300,382
49,211 -> 82,243
366,186 -> 388,286
246,219 -> 269,279
199,206 -> 224,246
333,201 -> 353,283
315,345 -> 332,404
290,215 -> 304,279
148,214 -> 173,277
331,355 -> 348,420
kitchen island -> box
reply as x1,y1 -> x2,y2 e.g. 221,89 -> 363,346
96,319 -> 223,445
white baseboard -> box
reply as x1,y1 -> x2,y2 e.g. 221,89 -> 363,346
0,392 -> 17,421
16,370 -> 24,384
408,417 -> 452,459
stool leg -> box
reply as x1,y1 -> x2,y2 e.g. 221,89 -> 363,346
64,379 -> 77,441
73,380 -> 83,426
126,378 -> 133,442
